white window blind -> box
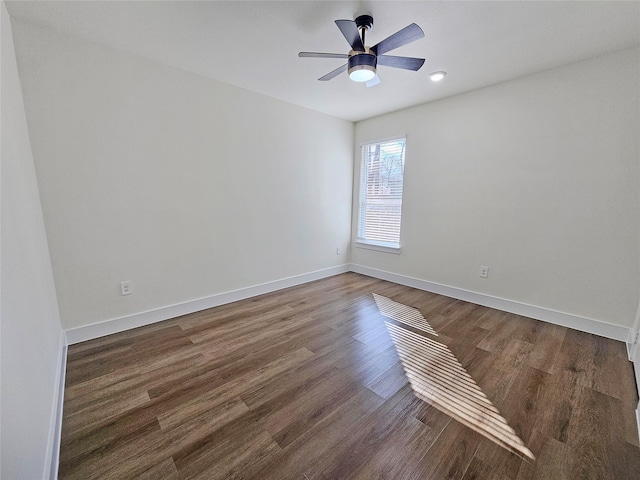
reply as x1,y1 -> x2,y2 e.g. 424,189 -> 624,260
357,137 -> 406,249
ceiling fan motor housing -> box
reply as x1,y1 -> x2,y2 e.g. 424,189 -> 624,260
348,51 -> 377,78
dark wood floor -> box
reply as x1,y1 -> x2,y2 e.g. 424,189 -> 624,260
59,272 -> 640,479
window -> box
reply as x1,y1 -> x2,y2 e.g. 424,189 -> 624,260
356,137 -> 406,251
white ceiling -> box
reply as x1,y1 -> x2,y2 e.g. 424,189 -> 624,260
6,0 -> 640,122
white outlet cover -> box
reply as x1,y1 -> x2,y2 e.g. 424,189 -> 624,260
120,281 -> 133,295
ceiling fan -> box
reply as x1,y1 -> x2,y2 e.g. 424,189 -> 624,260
299,15 -> 425,87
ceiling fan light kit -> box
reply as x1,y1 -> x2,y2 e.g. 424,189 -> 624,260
299,14 -> 426,87
348,51 -> 377,82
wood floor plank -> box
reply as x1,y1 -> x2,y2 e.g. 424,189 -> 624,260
411,419 -> 483,480
157,347 -> 314,431
58,272 -> 640,479
172,412 -> 280,480
366,360 -> 408,399
61,417 -> 167,480
187,305 -> 299,346
133,457 -> 178,480
473,365 -> 547,478
201,335 -> 308,382
66,336 -> 196,387
524,321 -> 566,375
250,387 -> 386,480
261,366 -> 362,448
516,437 -> 572,480
239,359 -> 343,410
565,386 -> 640,478
349,416 -> 432,479
62,390 -> 151,439
64,353 -> 207,413
559,331 -> 638,408
59,414 -> 161,476
320,385 -> 446,479
461,457 -> 498,480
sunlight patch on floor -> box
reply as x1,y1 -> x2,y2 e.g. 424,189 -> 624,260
373,293 -> 438,336
374,295 -> 535,461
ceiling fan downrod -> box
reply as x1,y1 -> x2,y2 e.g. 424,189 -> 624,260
355,15 -> 374,48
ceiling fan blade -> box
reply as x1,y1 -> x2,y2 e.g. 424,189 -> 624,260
371,23 -> 424,56
299,52 -> 349,59
377,55 -> 425,71
335,19 -> 365,51
318,63 -> 348,81
366,75 -> 381,88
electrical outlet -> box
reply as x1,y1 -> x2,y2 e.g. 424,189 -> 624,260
120,281 -> 133,296
479,266 -> 489,278
336,246 -> 342,255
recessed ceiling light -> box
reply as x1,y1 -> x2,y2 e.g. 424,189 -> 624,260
429,71 -> 447,82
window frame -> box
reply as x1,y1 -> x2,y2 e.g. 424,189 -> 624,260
354,135 -> 407,254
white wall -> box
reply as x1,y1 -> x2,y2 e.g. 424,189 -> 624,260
353,48 -> 640,331
1,3 -> 64,478
11,19 -> 354,331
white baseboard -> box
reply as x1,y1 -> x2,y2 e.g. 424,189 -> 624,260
65,265 -> 349,344
45,331 -> 67,480
628,330 -> 639,361
349,264 -> 630,342
65,262 -> 631,344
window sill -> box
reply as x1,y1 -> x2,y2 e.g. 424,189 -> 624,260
354,240 -> 401,255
